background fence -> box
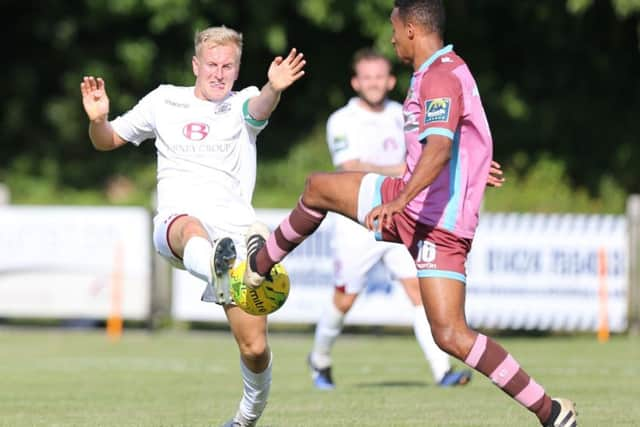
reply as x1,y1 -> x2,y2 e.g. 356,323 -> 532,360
2,196 -> 638,333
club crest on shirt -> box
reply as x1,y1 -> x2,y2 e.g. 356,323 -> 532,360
424,98 -> 451,124
331,136 -> 348,152
215,102 -> 232,114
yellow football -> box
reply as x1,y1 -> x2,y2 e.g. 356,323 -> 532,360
229,261 -> 290,316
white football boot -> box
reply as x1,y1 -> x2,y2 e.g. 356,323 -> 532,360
200,237 -> 236,305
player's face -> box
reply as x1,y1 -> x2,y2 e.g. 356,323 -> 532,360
390,8 -> 412,64
192,44 -> 240,102
351,59 -> 395,107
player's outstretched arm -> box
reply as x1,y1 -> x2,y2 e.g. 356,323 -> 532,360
247,48 -> 306,121
80,76 -> 127,151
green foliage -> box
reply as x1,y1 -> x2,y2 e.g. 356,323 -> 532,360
0,0 -> 638,211
613,0 -> 640,16
117,38 -> 158,80
567,0 -> 593,14
298,0 -> 346,31
4,157 -> 157,207
265,25 -> 288,53
484,155 -> 627,213
567,0 -> 640,23
253,123 -> 333,208
499,84 -> 530,120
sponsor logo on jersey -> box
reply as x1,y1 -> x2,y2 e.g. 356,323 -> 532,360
383,137 -> 399,151
164,99 -> 189,108
169,142 -> 233,154
182,122 -> 209,141
331,136 -> 348,152
424,97 -> 451,124
214,102 -> 231,114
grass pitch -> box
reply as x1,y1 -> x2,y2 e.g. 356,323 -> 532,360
0,327 -> 638,426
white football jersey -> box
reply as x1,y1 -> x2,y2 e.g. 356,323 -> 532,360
326,97 -> 406,168
111,84 -> 266,229
325,97 -> 415,288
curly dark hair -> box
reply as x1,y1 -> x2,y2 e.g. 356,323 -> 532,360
393,0 -> 445,37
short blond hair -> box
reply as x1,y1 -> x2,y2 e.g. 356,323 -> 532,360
194,26 -> 243,61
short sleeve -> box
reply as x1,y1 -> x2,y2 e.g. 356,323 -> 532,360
417,71 -> 463,143
238,86 -> 268,131
110,86 -> 161,146
326,111 -> 359,167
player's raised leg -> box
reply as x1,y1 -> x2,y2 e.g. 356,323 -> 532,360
419,276 -> 575,426
154,213 -> 236,304
222,306 -> 272,427
245,171 -> 366,287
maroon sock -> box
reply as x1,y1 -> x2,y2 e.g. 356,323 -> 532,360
255,198 -> 326,275
464,334 -> 552,423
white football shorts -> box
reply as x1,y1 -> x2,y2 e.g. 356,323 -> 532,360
153,210 -> 249,269
331,213 -> 416,294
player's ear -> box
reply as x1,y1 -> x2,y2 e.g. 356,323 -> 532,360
192,56 -> 199,77
387,75 -> 397,91
350,75 -> 360,93
406,22 -> 416,40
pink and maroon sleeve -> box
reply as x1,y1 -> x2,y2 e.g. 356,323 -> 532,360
417,71 -> 463,143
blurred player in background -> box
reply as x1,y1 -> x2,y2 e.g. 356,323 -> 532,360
80,26 -> 305,427
243,1 -> 577,425
308,48 -> 478,390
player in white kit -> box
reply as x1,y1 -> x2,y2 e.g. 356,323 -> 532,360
80,26 -> 305,427
307,49 -> 474,389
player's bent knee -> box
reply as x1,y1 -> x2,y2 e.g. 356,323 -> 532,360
302,173 -> 321,199
333,300 -> 352,313
179,217 -> 206,241
333,291 -> 356,313
302,172 -> 332,207
430,325 -> 466,358
237,339 -> 269,362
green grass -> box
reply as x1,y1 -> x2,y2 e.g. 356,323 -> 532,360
0,328 -> 638,426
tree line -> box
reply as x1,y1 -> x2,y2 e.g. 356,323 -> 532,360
1,0 -> 638,205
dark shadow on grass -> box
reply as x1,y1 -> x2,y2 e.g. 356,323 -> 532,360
354,381 -> 429,388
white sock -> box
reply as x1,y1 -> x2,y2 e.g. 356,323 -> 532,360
310,302 -> 345,369
413,305 -> 451,382
237,354 -> 272,422
182,236 -> 213,283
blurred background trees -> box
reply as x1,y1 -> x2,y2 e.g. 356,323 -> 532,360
1,0 -> 638,212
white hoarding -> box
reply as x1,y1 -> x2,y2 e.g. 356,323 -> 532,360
0,206 -> 152,320
467,213 -> 627,332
